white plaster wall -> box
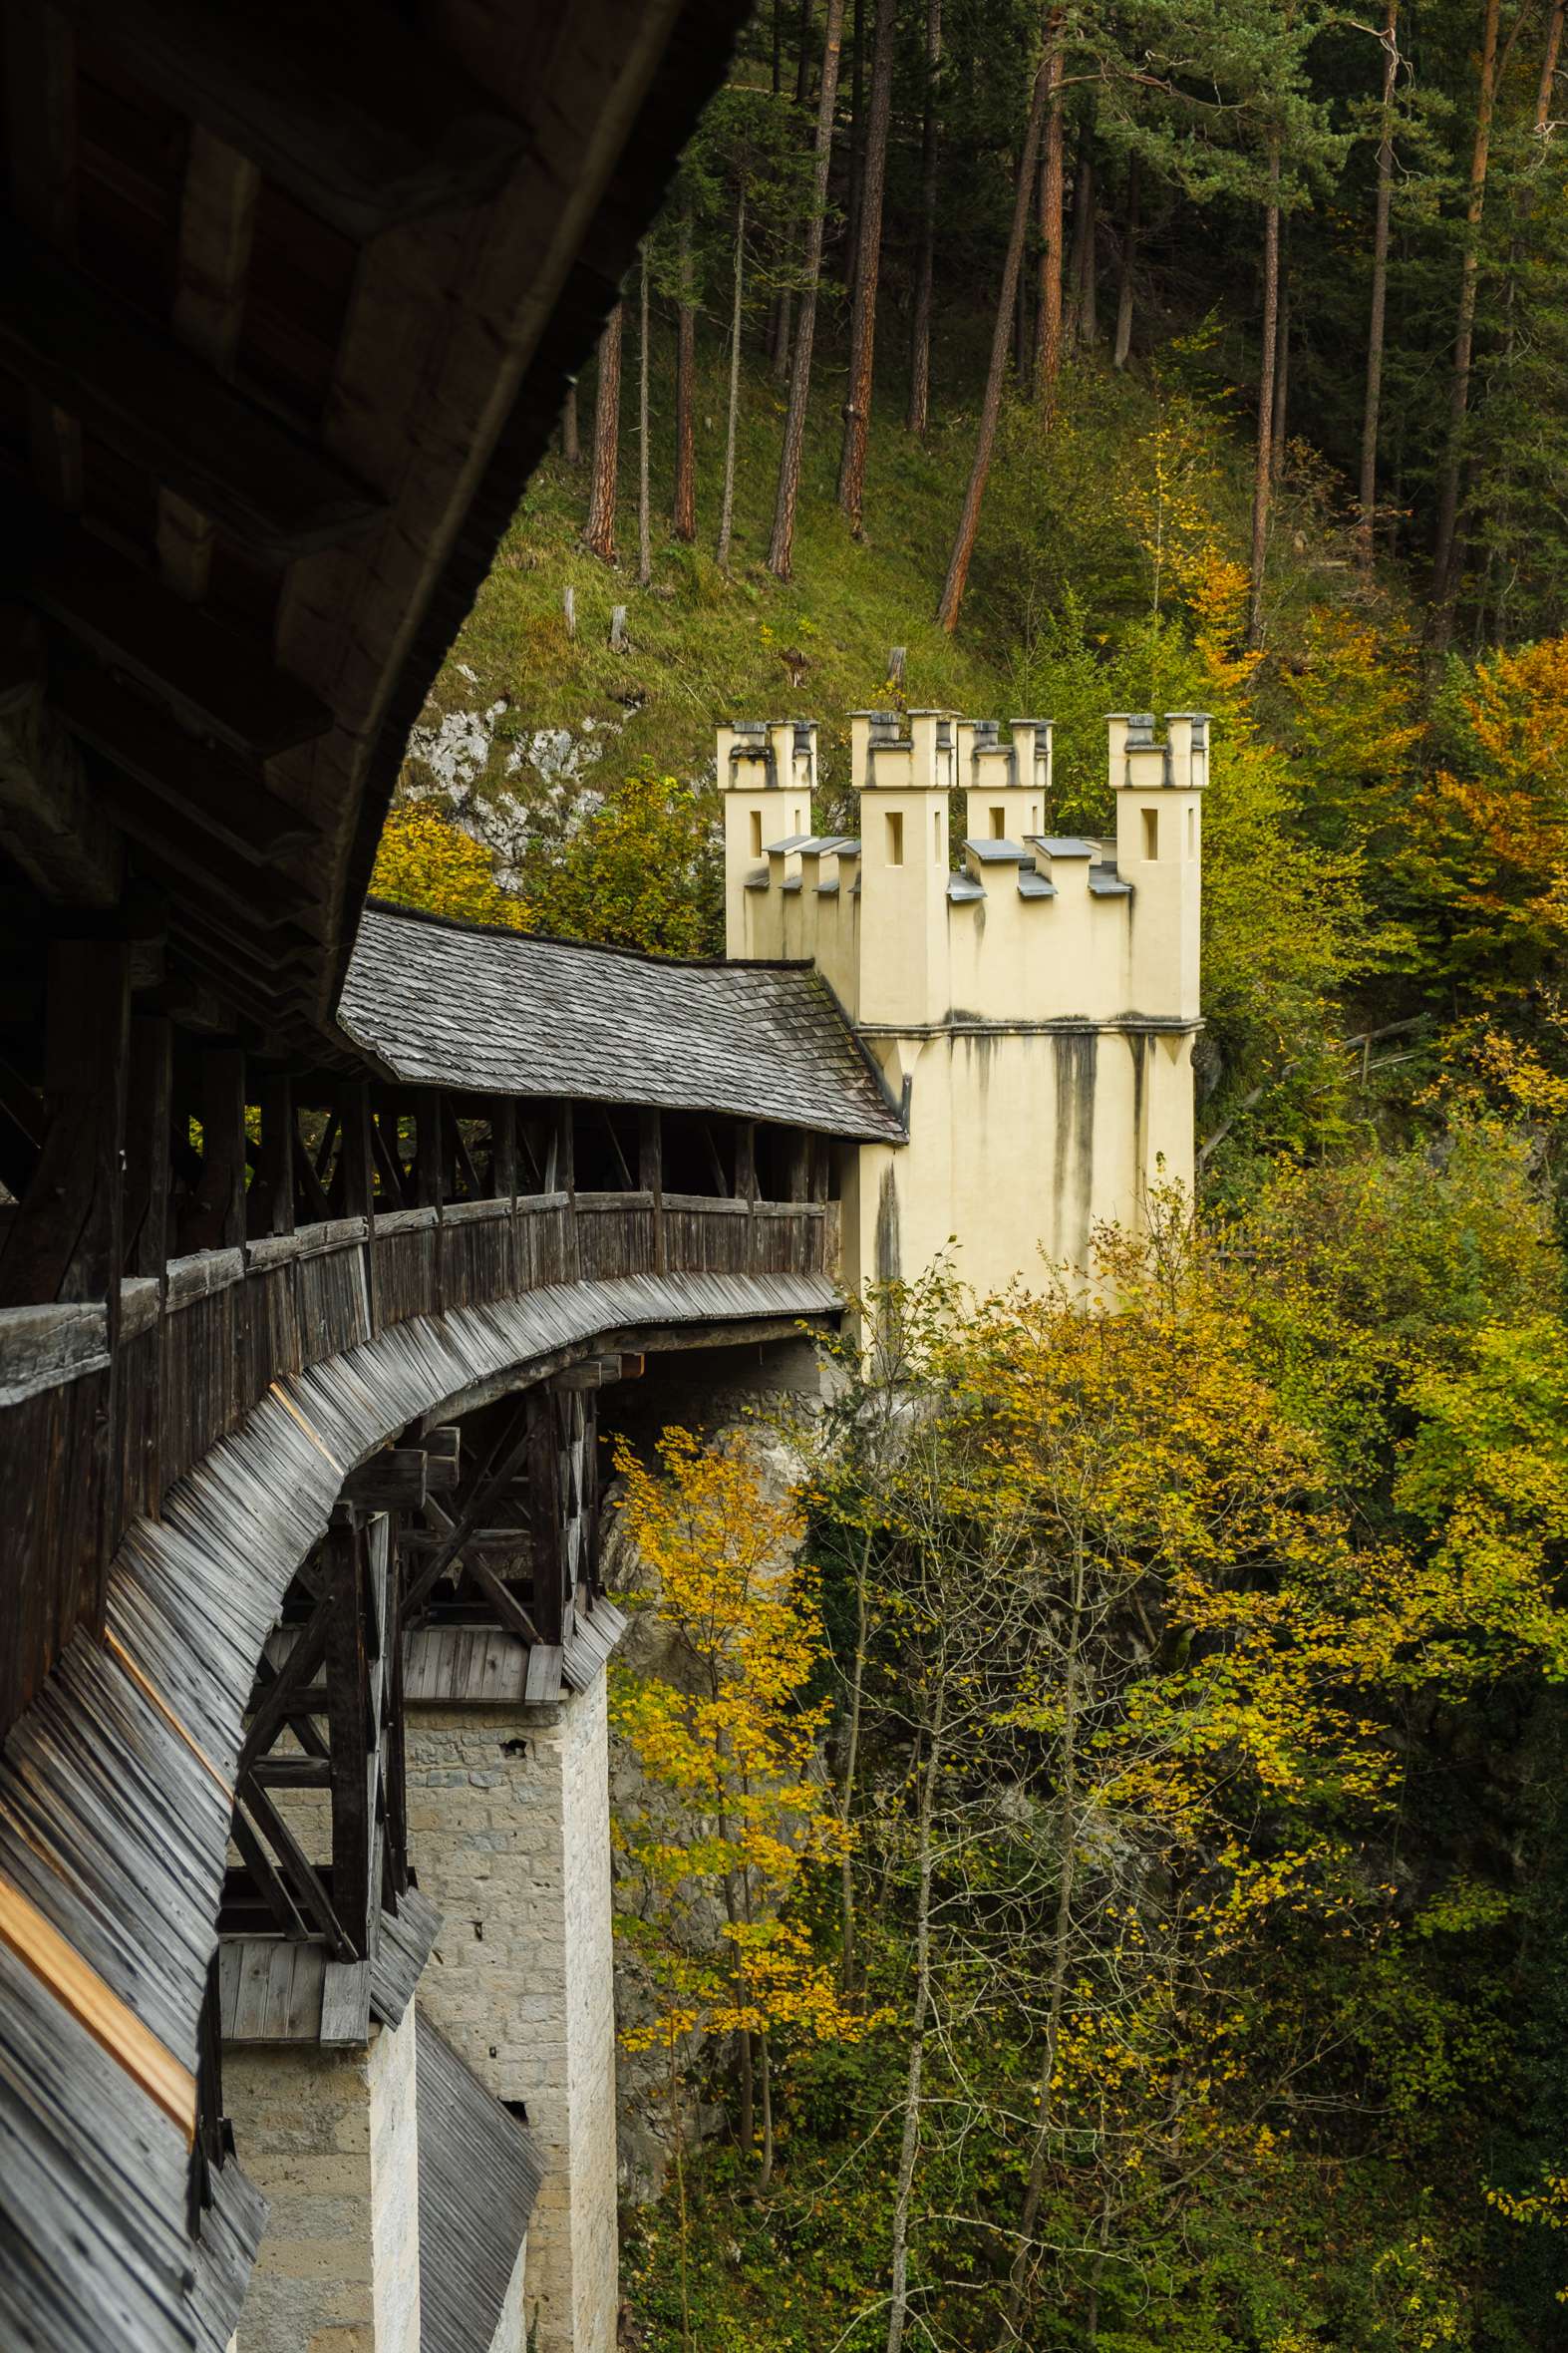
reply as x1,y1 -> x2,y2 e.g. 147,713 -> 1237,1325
487,2232 -> 530,2353
369,2004 -> 421,2353
405,1674 -> 617,2353
842,1020 -> 1194,1303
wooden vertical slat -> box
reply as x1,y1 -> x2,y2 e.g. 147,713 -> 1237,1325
125,1014 -> 173,1276
324,1524 -> 372,1957
182,1046 -> 247,1250
249,1073 -> 295,1238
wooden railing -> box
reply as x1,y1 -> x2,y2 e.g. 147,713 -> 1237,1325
0,1188 -> 837,1738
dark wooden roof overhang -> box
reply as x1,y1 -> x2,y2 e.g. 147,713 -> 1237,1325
0,0 -> 749,1058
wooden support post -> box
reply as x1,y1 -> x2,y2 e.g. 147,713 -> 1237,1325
181,1045 -> 246,1251
490,1096 -> 517,1201
339,1079 -> 376,1326
247,1072 -> 294,1239
639,1106 -> 665,1272
125,1013 -> 173,1275
0,937 -> 130,1306
324,1525 -> 373,1959
527,1388 -> 567,1645
412,1086 -> 443,1209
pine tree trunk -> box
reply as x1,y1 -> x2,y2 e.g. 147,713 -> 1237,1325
1065,136 -> 1092,349
1075,140 -> 1098,346
1430,0 -> 1503,647
846,0 -> 865,270
561,382 -> 580,465
937,38 -> 1053,632
1270,270 -> 1290,482
1535,0 -> 1565,125
673,215 -> 698,542
1358,0 -> 1399,569
637,250 -> 652,586
796,0 -> 813,102
906,0 -> 942,435
584,302 -> 622,562
768,0 -> 848,580
1246,139 -> 1281,650
1035,15 -> 1067,411
718,188 -> 747,570
1112,153 -> 1139,369
773,285 -> 793,383
837,0 -> 897,531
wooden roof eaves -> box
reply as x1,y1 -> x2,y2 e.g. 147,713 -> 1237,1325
320,0 -> 750,1029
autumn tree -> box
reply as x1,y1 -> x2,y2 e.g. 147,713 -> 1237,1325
369,802 -> 526,930
611,1426 -> 862,2180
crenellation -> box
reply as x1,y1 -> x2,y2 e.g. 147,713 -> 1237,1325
718,707 -> 1205,1295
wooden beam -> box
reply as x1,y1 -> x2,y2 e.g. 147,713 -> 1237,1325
0,622 -> 123,907
412,1087 -> 443,1211
342,1449 -> 429,1513
247,1072 -> 294,1240
124,1015 -> 172,1279
26,518 -> 333,759
91,765 -> 309,931
179,1047 -> 247,1252
0,226 -> 388,562
40,0 -> 532,242
4,6 -> 84,515
0,936 -> 129,1305
59,668 -> 315,866
489,1097 -> 516,1201
526,1389 -> 566,1645
426,1426 -> 461,1491
323,1527 -> 372,1958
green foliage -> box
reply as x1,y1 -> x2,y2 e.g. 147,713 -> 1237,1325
519,763 -> 723,956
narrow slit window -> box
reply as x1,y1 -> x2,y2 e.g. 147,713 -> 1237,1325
934,810 -> 943,862
885,811 -> 904,866
1142,808 -> 1159,860
989,806 -> 1006,838
1030,803 -> 1040,832
750,809 -> 763,856
1187,807 -> 1196,857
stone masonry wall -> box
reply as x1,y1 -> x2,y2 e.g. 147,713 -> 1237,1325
406,1673 -> 617,2353
226,2001 -> 419,2353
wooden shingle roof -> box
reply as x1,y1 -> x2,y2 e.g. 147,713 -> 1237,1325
340,901 -> 907,1142
416,2013 -> 544,2353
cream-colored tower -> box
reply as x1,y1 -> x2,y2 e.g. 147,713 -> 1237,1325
854,710 -> 955,1028
717,710 -> 1205,1299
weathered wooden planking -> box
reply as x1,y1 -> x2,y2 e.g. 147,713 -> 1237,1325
416,2011 -> 543,2353
185,2145 -> 267,2353
0,1936 -> 195,2353
1,1266 -> 839,2353
369,1886 -> 442,2032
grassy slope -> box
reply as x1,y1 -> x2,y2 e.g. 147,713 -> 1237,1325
409,333 -> 1073,820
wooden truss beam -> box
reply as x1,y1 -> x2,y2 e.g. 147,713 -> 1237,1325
60,664 -> 316,867
25,517 -> 333,759
0,223 -> 387,561
40,0 -> 531,241
0,618 -> 122,907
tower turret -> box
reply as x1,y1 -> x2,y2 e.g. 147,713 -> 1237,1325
854,709 -> 954,1026
718,718 -> 817,957
1111,712 -> 1203,1020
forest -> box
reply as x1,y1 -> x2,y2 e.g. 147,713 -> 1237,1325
366,0 -> 1568,2344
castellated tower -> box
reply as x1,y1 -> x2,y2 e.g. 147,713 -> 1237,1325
719,709 -> 1204,1300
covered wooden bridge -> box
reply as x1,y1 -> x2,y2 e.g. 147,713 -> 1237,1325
0,5 -> 897,2349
